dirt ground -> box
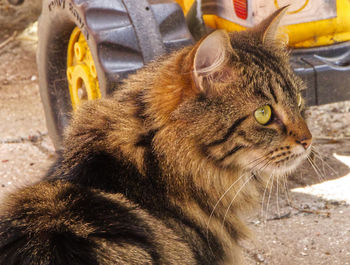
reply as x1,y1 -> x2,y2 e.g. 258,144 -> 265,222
0,23 -> 350,265
0,0 -> 41,34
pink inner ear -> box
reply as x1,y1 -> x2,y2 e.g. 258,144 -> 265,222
194,44 -> 225,76
193,30 -> 229,75
210,65 -> 236,83
196,55 -> 218,71
252,6 -> 289,46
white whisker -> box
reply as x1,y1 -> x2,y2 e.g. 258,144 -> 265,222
276,173 -> 281,218
260,162 -> 273,221
265,173 -> 275,221
205,171 -> 249,251
205,153 -> 270,250
221,173 -> 255,232
307,156 -> 325,182
311,147 -> 338,175
282,174 -> 291,207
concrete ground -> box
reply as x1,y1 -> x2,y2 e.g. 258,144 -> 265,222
0,24 -> 350,265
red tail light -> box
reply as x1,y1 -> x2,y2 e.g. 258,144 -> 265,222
233,0 -> 248,20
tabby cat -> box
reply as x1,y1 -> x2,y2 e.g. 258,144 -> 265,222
0,7 -> 312,265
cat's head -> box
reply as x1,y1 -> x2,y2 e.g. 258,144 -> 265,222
169,7 -> 312,178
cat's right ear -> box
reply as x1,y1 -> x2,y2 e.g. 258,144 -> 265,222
192,30 -> 232,93
253,6 -> 289,46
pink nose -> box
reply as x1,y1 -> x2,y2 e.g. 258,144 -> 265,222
297,137 -> 312,150
293,117 -> 312,150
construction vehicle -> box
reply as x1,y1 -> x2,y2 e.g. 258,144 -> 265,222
36,0 -> 350,149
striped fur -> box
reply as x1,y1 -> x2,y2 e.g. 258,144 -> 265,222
0,8 -> 312,265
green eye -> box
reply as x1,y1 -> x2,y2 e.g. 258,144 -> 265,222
254,105 -> 272,125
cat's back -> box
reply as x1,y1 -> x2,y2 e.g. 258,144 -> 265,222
0,180 -> 194,264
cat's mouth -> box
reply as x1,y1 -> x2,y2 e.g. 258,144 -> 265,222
265,147 -> 311,175
243,145 -> 311,177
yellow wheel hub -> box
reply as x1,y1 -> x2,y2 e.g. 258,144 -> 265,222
67,27 -> 101,110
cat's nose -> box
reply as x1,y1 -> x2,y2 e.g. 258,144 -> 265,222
293,118 -> 312,150
296,137 -> 312,150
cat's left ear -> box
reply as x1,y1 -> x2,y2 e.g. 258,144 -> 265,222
192,30 -> 233,93
253,6 -> 289,46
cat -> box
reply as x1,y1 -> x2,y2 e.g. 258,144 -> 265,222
0,7 -> 312,265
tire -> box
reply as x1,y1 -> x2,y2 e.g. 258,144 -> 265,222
37,0 -> 193,150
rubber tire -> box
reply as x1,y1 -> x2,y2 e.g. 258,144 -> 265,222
37,0 -> 193,150
37,0 -> 148,150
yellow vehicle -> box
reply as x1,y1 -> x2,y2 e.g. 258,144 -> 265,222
178,0 -> 350,47
36,0 -> 350,148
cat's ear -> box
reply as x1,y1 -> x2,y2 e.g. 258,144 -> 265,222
253,6 -> 289,46
192,30 -> 232,93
